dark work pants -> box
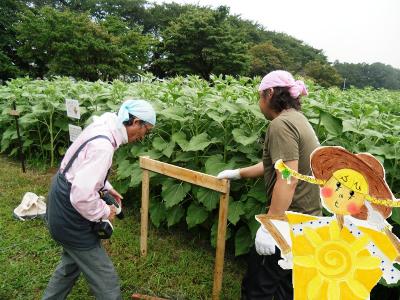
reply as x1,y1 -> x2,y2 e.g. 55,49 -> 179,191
241,247 -> 293,300
42,244 -> 121,300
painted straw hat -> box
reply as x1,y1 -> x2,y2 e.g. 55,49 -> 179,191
310,146 -> 393,220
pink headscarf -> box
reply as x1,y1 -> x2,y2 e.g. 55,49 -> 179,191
258,70 -> 308,99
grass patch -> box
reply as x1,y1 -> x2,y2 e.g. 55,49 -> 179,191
0,156 -> 245,299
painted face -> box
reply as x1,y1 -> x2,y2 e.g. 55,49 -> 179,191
320,169 -> 368,215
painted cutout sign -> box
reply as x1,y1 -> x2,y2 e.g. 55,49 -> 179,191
256,146 -> 400,300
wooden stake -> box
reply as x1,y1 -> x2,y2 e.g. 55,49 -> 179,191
140,157 -> 150,257
384,227 -> 400,263
255,214 -> 291,255
212,187 -> 229,300
139,156 -> 227,193
336,214 -> 344,230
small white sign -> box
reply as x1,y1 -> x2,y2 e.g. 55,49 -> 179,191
68,124 -> 82,142
66,99 -> 80,119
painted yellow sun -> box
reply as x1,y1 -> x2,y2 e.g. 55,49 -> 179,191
292,220 -> 381,300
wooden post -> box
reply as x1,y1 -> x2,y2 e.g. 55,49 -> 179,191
139,156 -> 231,299
336,214 -> 344,230
212,183 -> 229,300
255,214 -> 291,255
384,227 -> 400,263
140,157 -> 150,257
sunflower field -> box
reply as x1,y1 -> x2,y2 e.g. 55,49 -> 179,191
1,75 -> 399,261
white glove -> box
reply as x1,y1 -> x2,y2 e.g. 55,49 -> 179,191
364,201 -> 389,231
255,225 -> 276,255
278,252 -> 293,270
216,169 -> 241,180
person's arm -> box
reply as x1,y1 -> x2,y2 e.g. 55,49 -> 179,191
217,162 -> 264,180
70,141 -> 114,221
267,159 -> 298,216
239,162 -> 264,178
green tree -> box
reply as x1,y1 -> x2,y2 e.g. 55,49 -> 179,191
304,60 -> 343,87
152,6 -> 250,79
15,7 -> 153,80
143,2 -> 196,34
334,62 -> 400,90
248,41 -> 292,77
0,0 -> 26,80
262,31 -> 328,72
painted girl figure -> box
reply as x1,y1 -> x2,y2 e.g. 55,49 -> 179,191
258,146 -> 400,300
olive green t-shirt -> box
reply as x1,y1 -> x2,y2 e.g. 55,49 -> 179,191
262,109 -> 322,216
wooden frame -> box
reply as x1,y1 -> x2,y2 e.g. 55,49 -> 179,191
139,156 -> 230,300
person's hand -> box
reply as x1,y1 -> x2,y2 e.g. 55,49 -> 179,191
364,201 -> 389,231
255,225 -> 276,255
108,188 -> 123,206
216,169 -> 241,180
108,205 -> 117,222
278,252 -> 293,270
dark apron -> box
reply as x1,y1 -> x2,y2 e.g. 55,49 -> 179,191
46,135 -> 111,250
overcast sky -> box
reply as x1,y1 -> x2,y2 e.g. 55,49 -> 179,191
151,0 -> 400,69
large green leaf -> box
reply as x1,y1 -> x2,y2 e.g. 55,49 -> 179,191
391,208 -> 400,225
247,182 -> 267,203
247,104 -> 266,120
172,151 -> 194,162
232,128 -> 258,146
207,111 -> 227,123
186,132 -> 214,152
162,179 -> 191,208
116,159 -> 133,180
228,200 -> 245,225
362,129 -> 385,139
194,186 -> 220,211
130,143 -> 148,157
186,202 -> 209,229
319,111 -> 343,136
152,136 -> 168,151
150,201 -> 167,227
368,145 -> 397,160
246,217 -> 260,239
219,101 -> 239,114
140,149 -> 163,160
162,140 -> 175,158
166,205 -> 185,227
235,226 -> 252,256
204,154 -> 236,176
112,178 -> 130,195
243,198 -> 265,220
172,132 -> 188,151
342,119 -> 361,134
158,107 -> 188,122
129,166 -> 143,187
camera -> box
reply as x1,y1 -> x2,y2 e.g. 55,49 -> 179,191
93,191 -> 123,239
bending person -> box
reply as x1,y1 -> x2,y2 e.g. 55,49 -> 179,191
43,99 -> 156,300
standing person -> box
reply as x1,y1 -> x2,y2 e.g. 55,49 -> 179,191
43,99 -> 156,300
217,70 -> 322,300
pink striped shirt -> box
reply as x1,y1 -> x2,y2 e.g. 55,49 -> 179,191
60,113 -> 127,221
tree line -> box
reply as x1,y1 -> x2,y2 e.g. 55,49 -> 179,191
1,0 -> 399,89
